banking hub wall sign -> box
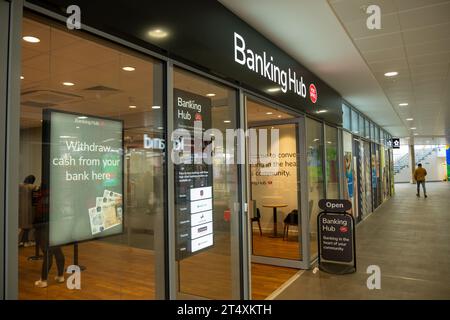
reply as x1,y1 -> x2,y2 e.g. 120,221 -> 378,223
234,32 -> 318,104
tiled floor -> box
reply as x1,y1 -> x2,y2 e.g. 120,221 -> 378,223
276,182 -> 450,300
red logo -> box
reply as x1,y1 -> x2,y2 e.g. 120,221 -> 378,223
309,84 -> 317,104
195,113 -> 202,121
224,209 -> 231,222
340,226 -> 348,233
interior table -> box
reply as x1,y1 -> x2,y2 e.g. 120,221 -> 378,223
262,203 -> 288,237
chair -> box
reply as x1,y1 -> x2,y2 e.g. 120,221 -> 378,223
250,200 -> 262,236
283,209 -> 298,240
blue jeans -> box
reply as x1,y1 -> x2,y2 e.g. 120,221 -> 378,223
417,181 -> 426,196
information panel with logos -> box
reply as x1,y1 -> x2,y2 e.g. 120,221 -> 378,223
42,110 -> 124,247
173,89 -> 214,260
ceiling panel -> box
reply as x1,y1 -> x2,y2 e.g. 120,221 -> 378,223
397,2 -> 450,30
405,39 -> 450,57
355,32 -> 403,52
394,0 -> 450,11
410,63 -> 449,76
328,0 -> 450,140
408,51 -> 450,65
402,22 -> 450,46
369,58 -> 409,71
363,46 -> 406,62
221,0 -> 408,136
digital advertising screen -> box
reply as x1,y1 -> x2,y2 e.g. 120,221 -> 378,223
173,89 -> 214,260
43,110 -> 124,246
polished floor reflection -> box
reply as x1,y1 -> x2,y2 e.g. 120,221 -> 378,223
19,235 -> 298,300
252,231 -> 318,261
275,182 -> 450,300
19,241 -> 155,300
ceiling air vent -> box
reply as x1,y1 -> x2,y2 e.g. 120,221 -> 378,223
84,85 -> 120,92
22,101 -> 57,108
21,89 -> 83,108
83,85 -> 121,99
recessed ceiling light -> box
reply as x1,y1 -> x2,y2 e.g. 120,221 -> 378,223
122,66 -> 135,71
62,82 -> 75,86
152,105 -> 161,109
23,36 -> 40,43
399,103 -> 409,106
148,28 -> 168,39
206,93 -> 216,97
277,115 -> 282,118
410,127 -> 417,130
413,133 -> 419,136
267,87 -> 281,93
384,71 -> 398,77
316,110 -> 327,114
76,126 -> 80,129
20,76 -> 24,80
406,118 -> 414,121
266,112 -> 273,115
129,105 -> 137,109
224,120 -> 231,123
157,127 -> 164,130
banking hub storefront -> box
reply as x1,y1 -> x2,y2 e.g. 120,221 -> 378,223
1,0 -> 393,300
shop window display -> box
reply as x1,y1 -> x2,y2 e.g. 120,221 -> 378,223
18,17 -> 165,299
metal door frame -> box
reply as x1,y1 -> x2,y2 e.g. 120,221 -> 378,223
243,94 -> 309,270
168,63 -> 247,300
2,0 -> 23,300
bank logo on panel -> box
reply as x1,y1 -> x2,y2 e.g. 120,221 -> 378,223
309,83 -> 318,104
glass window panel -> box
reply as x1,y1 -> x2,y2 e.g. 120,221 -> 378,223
351,110 -> 359,134
174,67 -> 240,300
307,118 -> 324,258
365,119 -> 370,140
247,99 -> 301,262
358,115 -> 365,137
342,104 -> 351,130
342,131 -> 355,216
325,125 -> 339,198
371,122 -> 375,141
19,17 -> 165,299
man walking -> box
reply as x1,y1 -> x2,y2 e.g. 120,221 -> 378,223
414,163 -> 427,198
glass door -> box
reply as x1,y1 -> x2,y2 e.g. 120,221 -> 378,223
170,67 -> 243,300
245,96 -> 307,270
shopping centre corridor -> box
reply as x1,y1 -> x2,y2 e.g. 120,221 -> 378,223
276,182 -> 450,300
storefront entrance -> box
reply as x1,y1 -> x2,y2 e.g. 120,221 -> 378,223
244,96 -> 308,299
